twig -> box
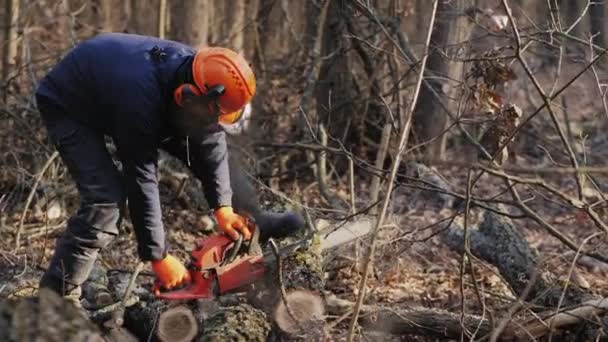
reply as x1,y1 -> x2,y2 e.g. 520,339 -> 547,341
488,268 -> 540,342
15,151 -> 59,251
269,239 -> 304,332
565,0 -> 591,35
548,232 -> 602,340
110,261 -> 145,328
369,123 -> 391,215
346,2 -> 438,340
502,0 -> 584,201
348,156 -> 360,268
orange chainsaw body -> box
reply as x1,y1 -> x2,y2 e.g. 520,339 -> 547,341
154,231 -> 267,300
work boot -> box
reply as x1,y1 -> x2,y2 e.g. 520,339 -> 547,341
39,273 -> 84,310
255,211 -> 306,243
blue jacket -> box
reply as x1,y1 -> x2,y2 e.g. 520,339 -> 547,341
36,33 -> 233,260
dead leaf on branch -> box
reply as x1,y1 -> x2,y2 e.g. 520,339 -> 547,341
478,104 -> 523,165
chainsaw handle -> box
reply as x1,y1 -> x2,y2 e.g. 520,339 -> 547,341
222,233 -> 243,266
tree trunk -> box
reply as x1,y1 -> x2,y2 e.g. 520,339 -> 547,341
224,1 -> 246,52
169,0 -> 209,46
412,0 -> 472,161
126,0 -> 161,36
99,0 -> 131,33
2,0 -> 20,102
590,1 -> 606,48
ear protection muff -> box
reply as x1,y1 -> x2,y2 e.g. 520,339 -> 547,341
173,84 -> 202,107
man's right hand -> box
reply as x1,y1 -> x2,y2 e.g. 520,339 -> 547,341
151,254 -> 191,289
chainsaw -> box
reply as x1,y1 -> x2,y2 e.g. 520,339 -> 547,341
153,216 -> 372,301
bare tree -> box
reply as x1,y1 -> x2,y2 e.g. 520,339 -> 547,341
589,0 -> 605,48
127,0 -> 161,36
224,1 -> 247,52
412,0 -> 473,160
170,0 -> 210,46
2,0 -> 20,101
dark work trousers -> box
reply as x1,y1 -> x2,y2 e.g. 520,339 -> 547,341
37,99 -> 126,296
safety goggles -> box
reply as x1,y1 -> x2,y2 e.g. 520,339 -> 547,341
203,84 -> 245,125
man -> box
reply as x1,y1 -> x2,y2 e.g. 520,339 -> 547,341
35,33 -> 304,301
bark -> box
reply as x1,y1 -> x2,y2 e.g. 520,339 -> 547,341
443,208 -> 592,308
316,1 -> 356,149
200,304 -> 271,342
245,235 -> 327,340
0,289 -> 103,342
326,295 -> 496,340
127,0 -> 161,36
274,243 -> 326,340
2,0 -> 19,101
224,1 -> 247,51
99,0 -> 131,33
169,0 -> 209,46
412,0 -> 473,161
589,1 -> 606,48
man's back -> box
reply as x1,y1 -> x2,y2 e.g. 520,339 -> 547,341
36,33 -> 195,135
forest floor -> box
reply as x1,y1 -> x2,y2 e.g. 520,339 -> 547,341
2,54 -> 608,341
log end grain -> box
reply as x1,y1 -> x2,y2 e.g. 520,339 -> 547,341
274,290 -> 325,335
157,305 -> 198,342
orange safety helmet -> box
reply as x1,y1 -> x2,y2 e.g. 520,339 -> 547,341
192,47 -> 256,124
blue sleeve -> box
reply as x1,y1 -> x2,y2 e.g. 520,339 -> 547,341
160,125 -> 233,210
113,108 -> 167,261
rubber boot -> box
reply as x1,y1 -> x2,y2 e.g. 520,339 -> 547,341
255,211 -> 306,243
228,152 -> 305,242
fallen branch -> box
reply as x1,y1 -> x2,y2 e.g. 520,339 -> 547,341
15,151 -> 59,250
517,298 -> 608,339
328,295 -> 495,339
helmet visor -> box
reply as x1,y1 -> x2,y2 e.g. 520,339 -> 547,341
218,108 -> 245,124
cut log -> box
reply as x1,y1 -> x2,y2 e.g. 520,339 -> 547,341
98,267 -> 197,342
274,290 -> 325,335
0,288 -> 103,341
442,208 -> 592,308
265,237 -> 327,340
157,305 -> 198,342
326,295 -> 496,339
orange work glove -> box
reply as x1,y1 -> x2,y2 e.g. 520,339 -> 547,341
151,254 -> 191,289
214,206 -> 251,240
